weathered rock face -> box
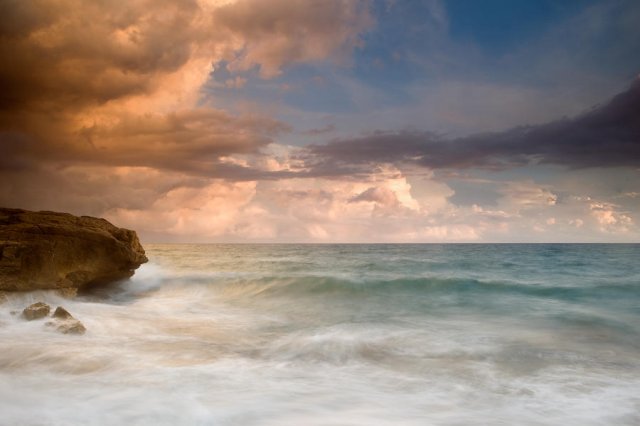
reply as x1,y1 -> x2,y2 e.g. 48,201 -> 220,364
0,208 -> 148,292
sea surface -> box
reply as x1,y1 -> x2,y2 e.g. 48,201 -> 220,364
1,244 -> 640,425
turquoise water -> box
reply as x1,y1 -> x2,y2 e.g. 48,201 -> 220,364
1,244 -> 639,425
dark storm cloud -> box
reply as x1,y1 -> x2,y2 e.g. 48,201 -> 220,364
308,80 -> 640,171
0,0 -> 199,113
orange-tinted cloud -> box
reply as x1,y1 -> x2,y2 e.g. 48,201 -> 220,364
0,0 -> 372,179
0,0 -> 376,241
214,0 -> 372,77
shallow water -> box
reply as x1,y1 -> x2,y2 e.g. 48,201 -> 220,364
1,244 -> 639,425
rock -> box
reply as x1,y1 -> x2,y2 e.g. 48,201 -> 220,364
55,319 -> 87,335
0,208 -> 147,292
46,307 -> 87,334
0,291 -> 7,304
52,306 -> 73,320
46,306 -> 86,334
22,302 -> 51,320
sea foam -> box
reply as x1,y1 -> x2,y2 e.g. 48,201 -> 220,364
1,244 -> 639,425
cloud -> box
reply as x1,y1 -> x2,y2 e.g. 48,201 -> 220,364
0,106 -> 290,182
225,77 -> 247,89
1,1 -> 637,243
214,0 -> 372,78
0,0 -> 384,242
107,179 -> 261,239
0,0 -> 371,111
349,187 -> 400,208
589,201 -> 633,233
307,79 -> 640,171
301,124 -> 336,136
0,0 -> 372,177
499,181 -> 557,210
1,0 -> 202,113
0,165 -> 214,216
95,166 -> 469,243
75,108 -> 290,173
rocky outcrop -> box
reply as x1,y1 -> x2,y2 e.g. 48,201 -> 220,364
0,208 -> 148,292
19,301 -> 87,334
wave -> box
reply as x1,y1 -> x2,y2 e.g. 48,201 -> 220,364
131,270 -> 640,308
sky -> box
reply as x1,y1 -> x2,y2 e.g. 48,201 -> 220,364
1,0 -> 639,243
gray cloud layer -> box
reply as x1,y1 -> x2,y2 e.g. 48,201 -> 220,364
308,79 -> 640,171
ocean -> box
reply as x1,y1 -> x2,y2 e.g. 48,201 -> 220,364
1,244 -> 639,425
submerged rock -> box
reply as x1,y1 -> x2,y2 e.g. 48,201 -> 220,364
55,319 -> 86,335
0,207 -> 147,292
22,302 -> 51,320
46,306 -> 87,334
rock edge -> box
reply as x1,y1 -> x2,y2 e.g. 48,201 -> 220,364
0,207 -> 148,292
